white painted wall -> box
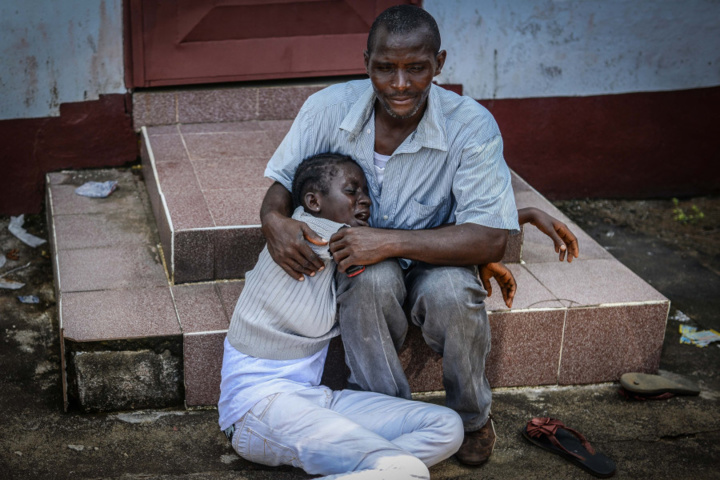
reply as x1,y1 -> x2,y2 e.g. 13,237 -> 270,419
0,0 -> 125,121
425,0 -> 720,100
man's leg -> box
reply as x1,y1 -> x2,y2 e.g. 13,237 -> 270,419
230,387 -> 441,479
335,260 -> 412,399
405,263 -> 495,464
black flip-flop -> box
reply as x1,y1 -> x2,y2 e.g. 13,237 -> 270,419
522,417 -> 616,478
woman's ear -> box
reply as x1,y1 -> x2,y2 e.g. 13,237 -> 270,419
304,191 -> 322,213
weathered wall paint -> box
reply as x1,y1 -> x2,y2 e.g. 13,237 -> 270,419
425,0 -> 720,100
0,0 -> 125,121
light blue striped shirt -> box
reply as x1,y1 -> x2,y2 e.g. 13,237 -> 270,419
266,79 -> 519,235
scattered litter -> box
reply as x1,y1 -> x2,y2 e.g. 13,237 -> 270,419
67,445 -> 85,452
605,231 -> 615,238
0,280 -> 25,290
220,454 -> 239,464
670,310 -> 691,323
14,451 -> 22,456
9,215 -> 46,247
680,325 -> 720,347
17,295 -> 40,304
75,180 -> 118,198
1,261 -> 31,276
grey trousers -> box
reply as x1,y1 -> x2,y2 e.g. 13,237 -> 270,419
336,260 -> 492,431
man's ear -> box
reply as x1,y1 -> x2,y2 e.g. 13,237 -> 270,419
434,50 -> 447,77
304,192 -> 322,214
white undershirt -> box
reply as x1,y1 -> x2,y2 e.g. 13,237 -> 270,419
373,151 -> 391,189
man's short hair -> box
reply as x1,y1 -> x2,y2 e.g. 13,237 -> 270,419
367,4 -> 441,55
291,153 -> 360,209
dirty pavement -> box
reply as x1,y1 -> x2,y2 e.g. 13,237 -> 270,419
1,196 -> 719,479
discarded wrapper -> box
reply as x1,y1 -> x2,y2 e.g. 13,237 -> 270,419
17,295 -> 40,304
0,280 -> 25,290
75,180 -> 118,198
9,215 -> 47,247
679,324 -> 720,348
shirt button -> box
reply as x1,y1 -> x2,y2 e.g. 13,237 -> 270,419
383,215 -> 389,220
366,129 -> 371,134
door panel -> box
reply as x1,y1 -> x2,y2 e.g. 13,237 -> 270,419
129,0 -> 418,87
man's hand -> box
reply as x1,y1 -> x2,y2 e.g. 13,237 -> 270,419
262,211 -> 327,281
328,227 -> 393,273
518,207 -> 579,262
479,262 -> 516,308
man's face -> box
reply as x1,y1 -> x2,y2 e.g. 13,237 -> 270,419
316,163 -> 371,227
365,26 -> 446,121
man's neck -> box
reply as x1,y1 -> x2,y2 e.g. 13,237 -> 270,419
373,100 -> 427,156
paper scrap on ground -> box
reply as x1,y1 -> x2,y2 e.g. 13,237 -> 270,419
0,280 -> 25,290
75,180 -> 118,198
679,325 -> 720,347
9,215 -> 47,247
17,295 -> 40,304
670,310 -> 691,323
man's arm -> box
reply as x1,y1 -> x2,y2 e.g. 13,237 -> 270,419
518,207 -> 579,262
329,223 -> 508,273
260,182 -> 327,281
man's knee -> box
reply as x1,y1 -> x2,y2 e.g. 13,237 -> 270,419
337,260 -> 406,304
415,266 -> 485,316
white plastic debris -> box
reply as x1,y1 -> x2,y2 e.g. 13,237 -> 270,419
17,295 -> 40,304
67,445 -> 85,452
75,180 -> 118,198
0,280 -> 24,290
670,310 -> 691,323
8,215 -> 46,247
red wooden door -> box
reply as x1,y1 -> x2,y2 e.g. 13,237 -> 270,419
129,0 -> 418,87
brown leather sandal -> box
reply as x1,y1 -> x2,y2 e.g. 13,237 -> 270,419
522,417 -> 616,478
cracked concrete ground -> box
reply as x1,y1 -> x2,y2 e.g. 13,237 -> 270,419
1,195 -> 719,479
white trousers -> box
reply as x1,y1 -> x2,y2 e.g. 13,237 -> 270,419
230,387 -> 464,479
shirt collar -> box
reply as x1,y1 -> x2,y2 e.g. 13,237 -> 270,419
340,80 -> 448,152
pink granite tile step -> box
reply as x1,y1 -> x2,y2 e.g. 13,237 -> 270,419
515,190 -> 613,263
47,172 -> 147,216
133,91 -> 176,130
153,161 -> 214,230
180,121 -> 263,135
171,283 -> 229,333
486,309 -> 566,387
259,119 -> 293,146
257,85 -> 326,120
173,230 -> 215,284
213,228 -> 265,280
558,303 -> 669,384
177,88 -> 257,124
526,258 -> 668,307
204,188 -> 269,227
58,245 -> 167,293
184,332 -> 226,406
182,131 -> 277,161
193,157 -> 269,191
53,212 -> 155,250
146,124 -> 180,135
485,263 -> 564,312
145,133 -> 189,163
214,281 -> 245,319
62,287 -> 180,341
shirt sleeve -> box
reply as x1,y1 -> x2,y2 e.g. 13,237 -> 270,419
264,104 -> 317,192
452,133 -> 520,234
